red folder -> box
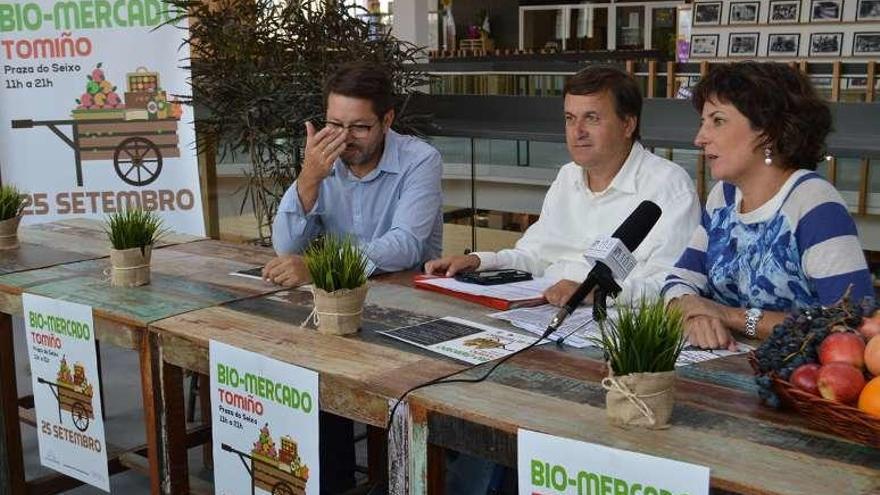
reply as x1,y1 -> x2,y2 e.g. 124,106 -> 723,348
413,274 -> 546,311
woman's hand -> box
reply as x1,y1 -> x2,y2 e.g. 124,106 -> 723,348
684,315 -> 738,351
673,294 -> 731,323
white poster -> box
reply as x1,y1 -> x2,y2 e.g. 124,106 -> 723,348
23,293 -> 108,491
211,340 -> 320,495
518,429 -> 709,495
0,0 -> 205,235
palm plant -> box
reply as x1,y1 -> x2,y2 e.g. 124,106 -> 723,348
104,209 -> 167,252
303,235 -> 368,293
592,298 -> 686,375
162,0 -> 430,243
0,185 -> 26,221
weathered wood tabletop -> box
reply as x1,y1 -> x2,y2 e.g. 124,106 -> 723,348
0,232 -> 283,494
148,272 -> 880,495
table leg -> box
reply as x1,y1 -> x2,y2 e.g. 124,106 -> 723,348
198,373 -> 212,470
409,403 -> 430,495
0,312 -> 26,493
139,329 -> 163,494
149,331 -> 189,495
161,358 -> 189,494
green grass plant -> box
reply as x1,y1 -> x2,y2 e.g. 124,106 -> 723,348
592,298 -> 686,375
0,185 -> 26,221
303,235 -> 368,293
104,209 -> 166,252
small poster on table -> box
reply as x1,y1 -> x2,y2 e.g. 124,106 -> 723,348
518,429 -> 709,495
210,340 -> 320,495
23,293 -> 109,491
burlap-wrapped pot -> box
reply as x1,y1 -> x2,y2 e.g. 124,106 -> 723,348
312,284 -> 368,335
602,370 -> 675,429
110,245 -> 152,287
0,215 -> 21,250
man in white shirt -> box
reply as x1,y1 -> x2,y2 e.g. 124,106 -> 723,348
425,65 -> 700,305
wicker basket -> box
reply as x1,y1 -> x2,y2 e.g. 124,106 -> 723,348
749,353 -> 880,447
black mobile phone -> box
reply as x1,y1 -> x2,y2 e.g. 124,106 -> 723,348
454,269 -> 532,285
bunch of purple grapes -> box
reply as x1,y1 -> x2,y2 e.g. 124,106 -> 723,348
753,297 -> 875,409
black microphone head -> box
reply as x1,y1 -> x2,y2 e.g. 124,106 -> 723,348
611,200 -> 662,252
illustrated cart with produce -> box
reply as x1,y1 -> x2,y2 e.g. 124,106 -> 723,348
37,377 -> 95,432
221,424 -> 310,495
222,444 -> 308,495
10,64 -> 182,187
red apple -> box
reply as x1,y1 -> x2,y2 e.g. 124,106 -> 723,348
819,332 -> 866,369
790,363 -> 822,395
865,336 -> 880,377
817,363 -> 866,403
859,311 -> 880,341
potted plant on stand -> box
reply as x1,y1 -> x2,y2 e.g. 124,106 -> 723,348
0,185 -> 26,250
104,209 -> 165,287
303,235 -> 368,335
593,298 -> 686,429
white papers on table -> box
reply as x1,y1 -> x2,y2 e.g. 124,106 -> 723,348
379,316 -> 538,364
489,304 -> 611,348
417,276 -> 556,302
676,343 -> 752,367
488,304 -> 753,366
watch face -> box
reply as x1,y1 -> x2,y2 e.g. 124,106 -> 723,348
747,308 -> 762,318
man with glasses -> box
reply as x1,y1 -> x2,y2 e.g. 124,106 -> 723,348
263,61 -> 443,287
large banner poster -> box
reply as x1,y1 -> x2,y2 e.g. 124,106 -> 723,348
0,0 -> 205,235
210,340 -> 320,495
23,293 -> 109,491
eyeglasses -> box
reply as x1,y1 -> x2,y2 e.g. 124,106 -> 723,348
324,119 -> 378,138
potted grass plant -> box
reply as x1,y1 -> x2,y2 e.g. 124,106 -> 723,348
303,235 -> 368,335
0,185 -> 26,250
593,298 -> 686,429
104,209 -> 165,287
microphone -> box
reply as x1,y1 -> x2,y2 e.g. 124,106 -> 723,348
543,200 -> 662,338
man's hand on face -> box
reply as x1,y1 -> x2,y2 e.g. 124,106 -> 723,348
262,255 -> 312,287
298,121 -> 349,187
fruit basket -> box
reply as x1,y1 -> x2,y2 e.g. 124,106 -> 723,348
749,353 -> 880,447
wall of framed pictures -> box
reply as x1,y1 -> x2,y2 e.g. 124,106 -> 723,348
688,0 -> 880,59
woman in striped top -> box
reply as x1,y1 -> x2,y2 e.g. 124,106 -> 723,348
662,62 -> 873,350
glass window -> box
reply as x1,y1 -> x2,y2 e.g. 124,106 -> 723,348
615,6 -> 645,50
651,7 -> 677,58
522,9 -> 564,51
569,7 -> 608,51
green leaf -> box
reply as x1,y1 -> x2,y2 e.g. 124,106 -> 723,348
103,208 -> 167,250
0,185 -> 27,220
303,234 -> 367,292
589,297 -> 685,375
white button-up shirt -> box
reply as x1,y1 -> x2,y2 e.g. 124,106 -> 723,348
474,142 -> 700,300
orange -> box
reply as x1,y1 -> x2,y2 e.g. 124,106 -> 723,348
857,376 -> 880,417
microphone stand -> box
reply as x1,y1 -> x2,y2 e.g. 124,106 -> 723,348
591,269 -> 621,323
545,267 -> 622,344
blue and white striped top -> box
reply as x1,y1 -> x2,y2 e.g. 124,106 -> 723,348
662,170 -> 873,312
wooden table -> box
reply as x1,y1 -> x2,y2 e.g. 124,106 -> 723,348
149,274 -> 880,495
0,233 -> 281,494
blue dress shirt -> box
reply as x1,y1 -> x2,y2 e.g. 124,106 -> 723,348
272,129 -> 443,275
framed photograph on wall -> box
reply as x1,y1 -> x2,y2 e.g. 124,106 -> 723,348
729,1 -> 761,23
690,34 -> 720,56
809,32 -> 844,55
857,0 -> 880,19
853,32 -> 880,54
768,0 -> 801,23
694,2 -> 723,25
811,0 -> 844,21
767,33 -> 801,55
729,32 -> 760,56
